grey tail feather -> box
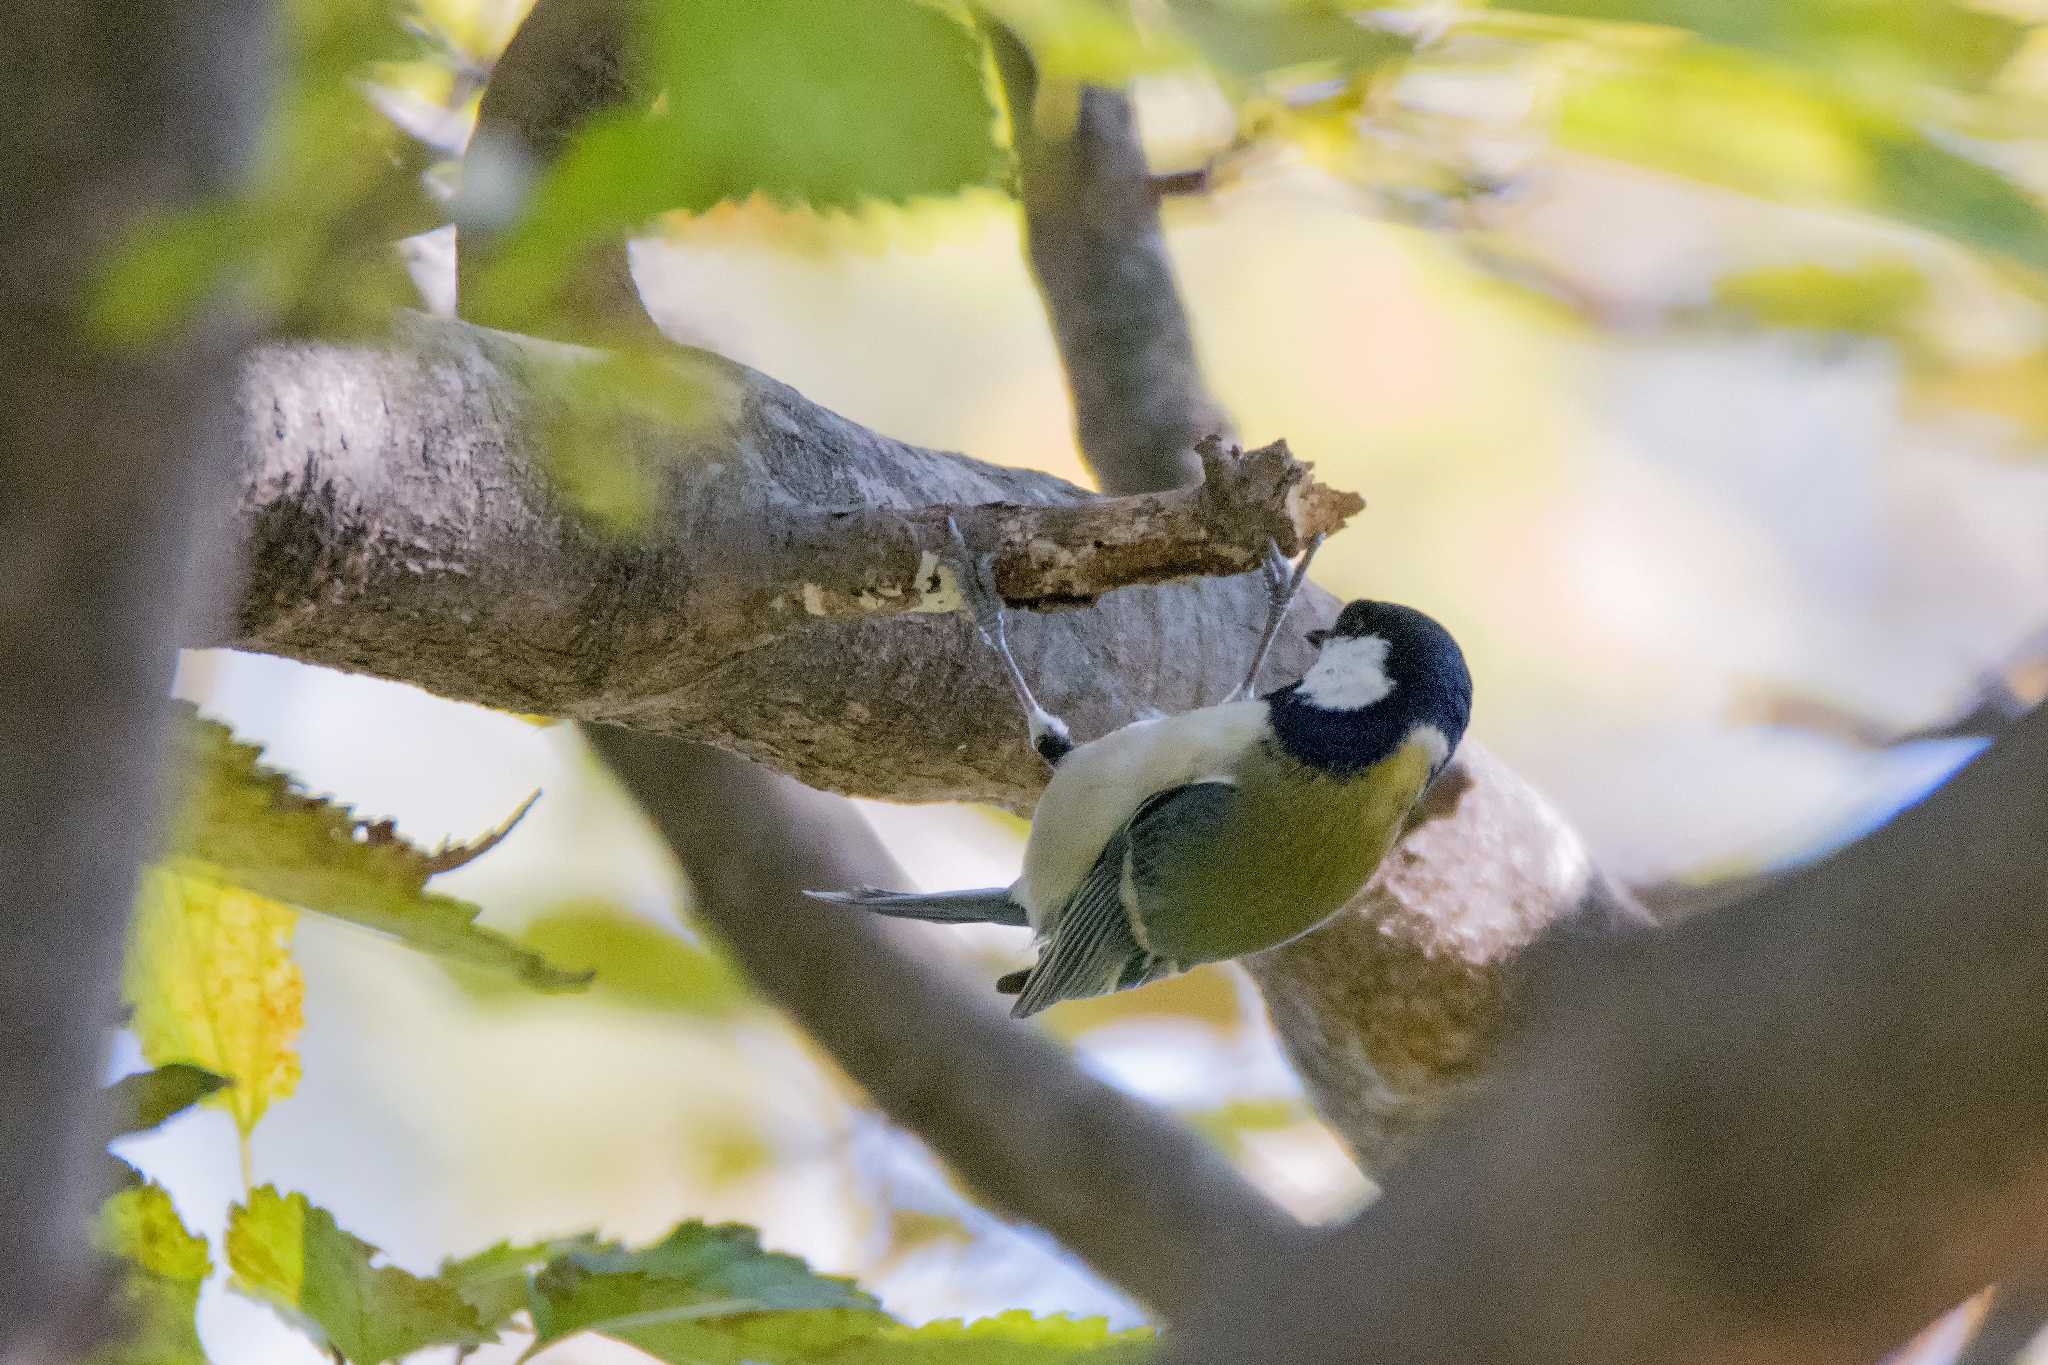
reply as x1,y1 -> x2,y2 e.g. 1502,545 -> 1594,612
802,886 -> 1027,927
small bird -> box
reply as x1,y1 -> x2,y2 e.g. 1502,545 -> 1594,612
808,530 -> 1472,1018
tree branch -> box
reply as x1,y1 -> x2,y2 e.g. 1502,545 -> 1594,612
219,316 -> 1331,807
990,23 -> 1232,497
1162,706 -> 2048,1365
587,728 -> 1311,1313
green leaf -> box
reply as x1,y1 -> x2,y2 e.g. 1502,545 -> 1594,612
466,0 -> 1003,328
976,0 -> 1162,83
163,703 -> 590,991
92,1183 -> 211,1365
524,1221 -> 886,1362
1489,0 -> 2023,92
450,901 -> 749,1015
105,1063 -> 232,1139
126,871 -> 304,1141
1170,1 -> 1411,86
808,1312 -> 1156,1363
1557,47 -> 2048,275
228,1186 -> 486,1364
439,1237 -> 597,1337
1713,260 -> 1928,338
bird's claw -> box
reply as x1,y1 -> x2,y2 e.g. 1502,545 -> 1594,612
945,516 -> 1008,644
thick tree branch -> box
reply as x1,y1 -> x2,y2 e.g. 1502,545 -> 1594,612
1164,706 -> 2048,1365
221,317 -> 1323,805
1,1 -> 263,1358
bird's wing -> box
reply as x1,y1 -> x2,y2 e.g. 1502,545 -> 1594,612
1009,781 -> 1237,1017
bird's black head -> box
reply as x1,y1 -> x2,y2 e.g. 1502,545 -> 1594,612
1267,599 -> 1472,778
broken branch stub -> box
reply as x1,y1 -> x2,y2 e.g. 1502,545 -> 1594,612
769,438 -> 1364,628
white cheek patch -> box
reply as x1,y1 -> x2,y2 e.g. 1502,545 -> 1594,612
1408,723 -> 1451,770
1298,634 -> 1393,711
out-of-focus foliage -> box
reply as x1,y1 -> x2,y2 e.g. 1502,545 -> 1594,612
227,1187 -> 488,1363
450,899 -> 750,1014
462,0 -> 1003,326
126,872 -> 305,1142
526,1225 -> 1153,1362
93,1183 -> 213,1365
1490,0 -> 2024,91
104,1063 -> 232,1140
1712,260 -> 1927,339
162,704 -> 589,990
1556,48 -> 2048,272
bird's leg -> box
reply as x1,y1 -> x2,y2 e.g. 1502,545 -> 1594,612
947,518 -> 1075,765
1227,534 -> 1324,702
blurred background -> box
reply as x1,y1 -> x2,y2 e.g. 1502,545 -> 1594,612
115,0 -> 2048,1358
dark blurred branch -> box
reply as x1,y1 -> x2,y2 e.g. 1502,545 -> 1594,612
450,0 -> 1302,1321
588,729 -> 1309,1313
1164,707 -> 2048,1365
0,0 -> 263,1358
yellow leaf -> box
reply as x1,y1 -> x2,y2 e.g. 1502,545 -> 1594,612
126,869 -> 304,1140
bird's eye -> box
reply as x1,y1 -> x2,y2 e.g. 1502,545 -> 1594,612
1305,628 -> 1330,647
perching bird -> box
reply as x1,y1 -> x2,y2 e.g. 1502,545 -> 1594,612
807,530 -> 1472,1018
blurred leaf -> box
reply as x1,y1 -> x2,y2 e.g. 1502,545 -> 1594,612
1183,1097 -> 1311,1155
92,1183 -> 211,1365
164,704 -> 590,991
1493,0 -> 2024,91
530,347 -> 724,530
105,1063 -> 232,1139
1910,348 -> 2048,441
125,871 -> 303,1140
468,0 -> 1002,326
527,1223 -> 1152,1362
525,1221 -> 886,1362
975,0 -> 1162,83
449,901 -> 749,1015
1713,260 -> 1928,337
91,0 -> 436,342
808,1312 -> 1155,1363
1170,0 -> 1411,86
229,1186 -> 486,1363
1558,48 -> 2048,275
439,1236 -> 598,1337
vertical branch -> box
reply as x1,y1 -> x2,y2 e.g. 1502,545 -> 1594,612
989,25 -> 1232,497
0,0 -> 265,1357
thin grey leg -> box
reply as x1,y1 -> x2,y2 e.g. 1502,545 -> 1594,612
1228,533 -> 1324,702
947,518 -> 1074,765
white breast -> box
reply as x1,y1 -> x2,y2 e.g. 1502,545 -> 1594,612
1011,701 -> 1269,929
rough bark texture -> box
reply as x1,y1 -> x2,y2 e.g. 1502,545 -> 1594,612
589,729 -> 1310,1314
219,317 -> 1329,807
0,2 -> 264,1359
1164,707 -> 2048,1365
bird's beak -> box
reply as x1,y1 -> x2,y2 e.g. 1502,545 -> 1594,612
1304,628 -> 1330,647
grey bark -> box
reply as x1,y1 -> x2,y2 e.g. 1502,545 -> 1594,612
1163,705 -> 2048,1365
588,729 -> 1310,1314
0,2 -> 264,1359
